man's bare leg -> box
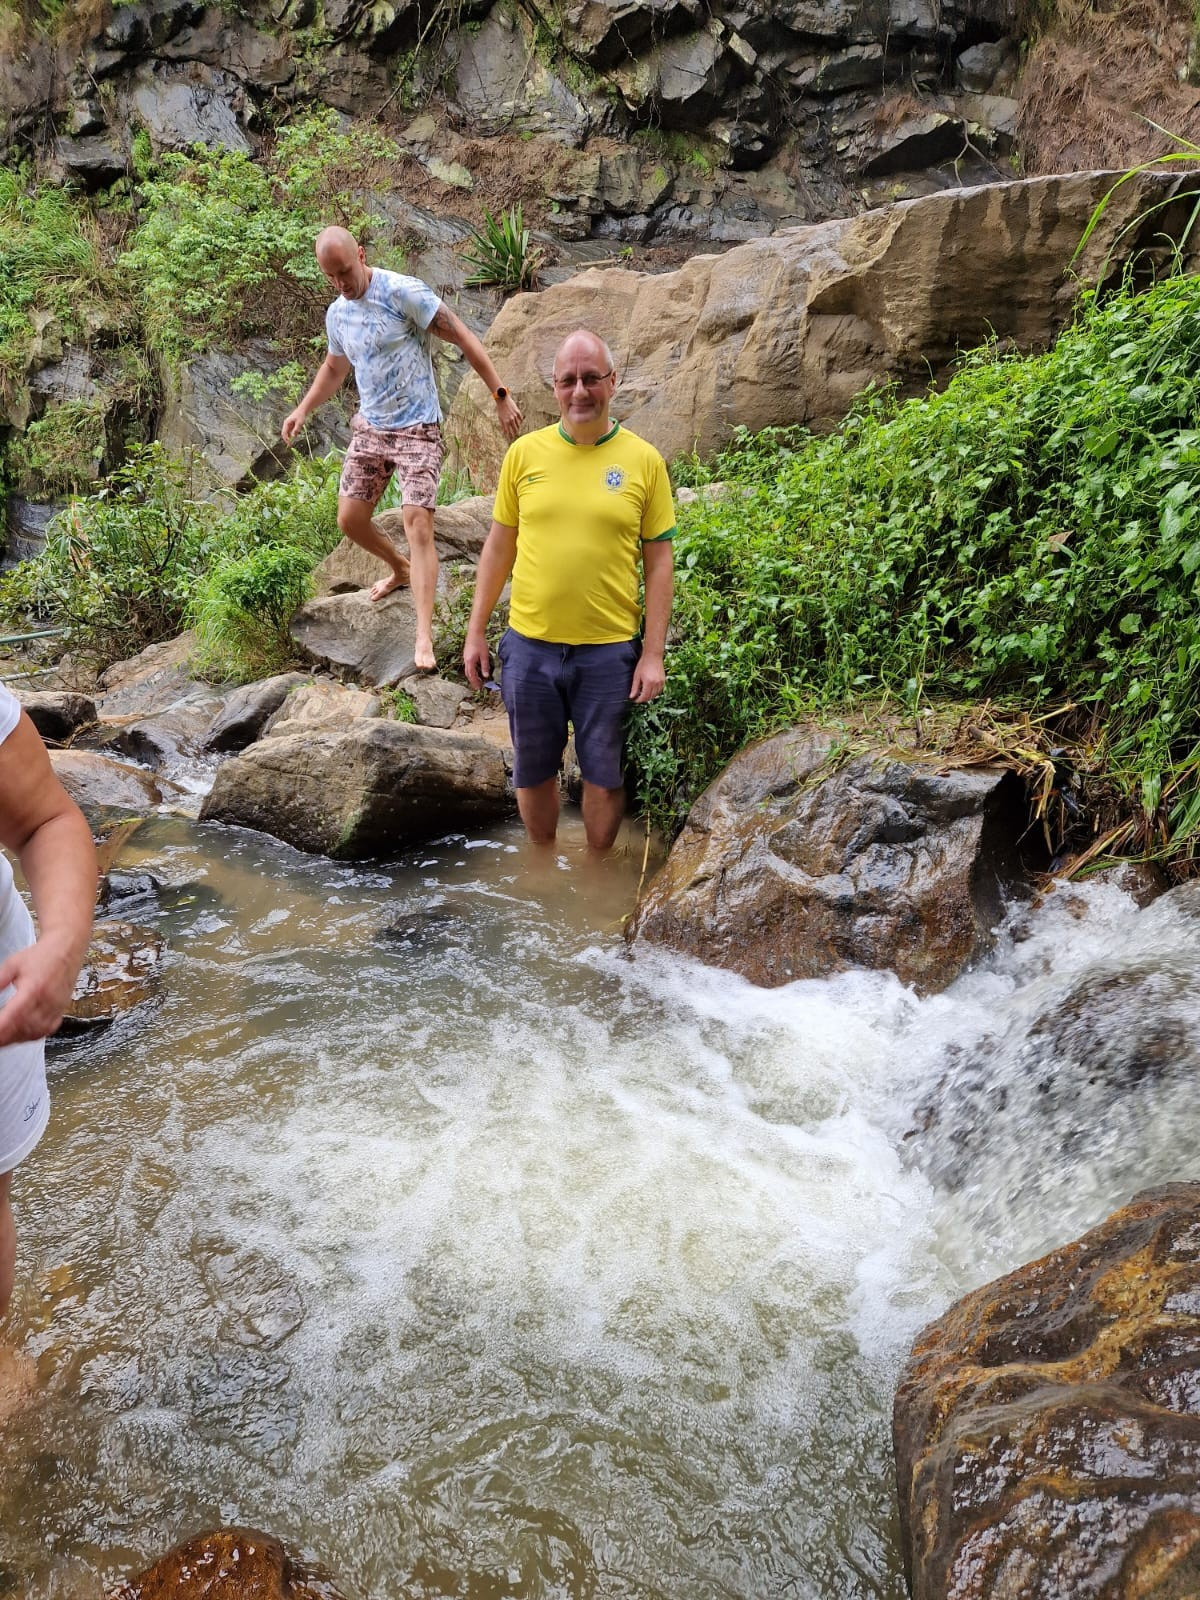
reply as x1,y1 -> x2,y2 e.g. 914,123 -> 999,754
337,496 -> 410,602
582,780 -> 625,855
517,778 -> 560,848
403,504 -> 438,670
0,1172 -> 14,1318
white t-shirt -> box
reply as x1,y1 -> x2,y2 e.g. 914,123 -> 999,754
325,269 -> 443,430
0,685 -> 47,1173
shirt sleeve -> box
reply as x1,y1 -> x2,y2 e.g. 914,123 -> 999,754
326,303 -> 345,359
493,443 -> 521,527
641,451 -> 677,542
0,684 -> 21,746
382,275 -> 442,333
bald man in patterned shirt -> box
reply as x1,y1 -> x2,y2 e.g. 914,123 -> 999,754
282,227 -> 522,670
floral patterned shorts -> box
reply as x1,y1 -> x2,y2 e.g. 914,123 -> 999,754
338,417 -> 444,509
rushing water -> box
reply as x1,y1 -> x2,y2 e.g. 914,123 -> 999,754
1,814 -> 1198,1599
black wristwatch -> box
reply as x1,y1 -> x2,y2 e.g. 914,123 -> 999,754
494,386 -> 509,401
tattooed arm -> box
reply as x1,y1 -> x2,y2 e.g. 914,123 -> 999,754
430,302 -> 523,440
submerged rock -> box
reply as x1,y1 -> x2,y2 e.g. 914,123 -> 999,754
49,749 -> 163,815
200,719 -> 512,857
108,1525 -> 347,1599
894,1182 -> 1200,1600
60,919 -> 163,1035
628,729 -> 1033,991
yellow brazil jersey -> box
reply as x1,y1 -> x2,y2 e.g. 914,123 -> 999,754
492,421 -> 676,645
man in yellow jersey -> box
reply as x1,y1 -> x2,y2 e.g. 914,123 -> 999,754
463,329 -> 675,853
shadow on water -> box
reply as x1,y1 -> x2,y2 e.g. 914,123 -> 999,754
2,821 -> 1196,1598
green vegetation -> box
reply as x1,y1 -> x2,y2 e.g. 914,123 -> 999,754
120,109 -> 407,361
1,446 -> 342,676
376,685 -> 419,722
461,205 -> 544,292
0,166 -> 114,411
629,272 -> 1200,868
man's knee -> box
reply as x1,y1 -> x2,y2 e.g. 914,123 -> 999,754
403,506 -> 436,548
337,497 -> 376,538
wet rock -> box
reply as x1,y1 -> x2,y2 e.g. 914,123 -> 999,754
628,729 -> 1034,991
49,750 -> 163,815
92,699 -> 224,769
97,868 -> 161,916
448,170 -> 1200,486
107,1525 -> 347,1599
862,111 -> 966,175
289,590 -> 419,688
450,7 -> 591,143
4,496 -> 61,561
203,673 -> 312,752
127,61 -> 252,153
894,1182 -> 1200,1600
200,719 -> 513,858
59,919 -> 163,1035
16,691 -> 97,743
95,633 -> 205,717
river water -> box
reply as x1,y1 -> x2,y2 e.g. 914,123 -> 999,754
1,813 -> 1197,1599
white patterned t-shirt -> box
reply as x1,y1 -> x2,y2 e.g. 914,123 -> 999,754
325,269 -> 443,430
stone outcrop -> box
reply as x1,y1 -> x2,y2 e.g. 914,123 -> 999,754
16,690 -> 97,743
60,920 -> 163,1035
199,719 -> 512,857
288,589 -> 420,687
107,1526 -> 346,1599
158,342 -> 347,496
49,749 -> 164,815
262,679 -> 380,738
203,672 -> 312,752
448,169 -> 1200,484
894,1183 -> 1200,1600
627,728 -> 1033,991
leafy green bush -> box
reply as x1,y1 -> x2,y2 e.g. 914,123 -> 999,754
0,446 -> 344,674
0,443 -> 213,664
120,109 -> 408,360
188,453 -> 344,681
630,273 -> 1200,861
461,205 -> 544,292
0,166 -> 111,408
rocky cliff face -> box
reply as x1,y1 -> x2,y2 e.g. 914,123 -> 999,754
5,0 -> 1023,246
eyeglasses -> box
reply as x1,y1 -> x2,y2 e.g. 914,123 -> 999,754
552,370 -> 614,389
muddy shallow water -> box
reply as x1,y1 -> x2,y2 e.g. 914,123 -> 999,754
1,815 -> 1196,1599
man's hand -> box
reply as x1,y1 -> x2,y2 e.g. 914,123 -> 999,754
0,934 -> 83,1048
629,650 -> 665,703
281,406 -> 307,445
496,392 -> 523,441
464,631 -> 493,690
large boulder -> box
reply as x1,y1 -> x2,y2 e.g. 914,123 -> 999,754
202,672 -> 312,752
49,749 -> 163,815
288,589 -> 419,687
107,1526 -> 346,1599
627,729 -> 1033,991
894,1183 -> 1200,1600
200,719 -> 512,857
447,169 -> 1200,486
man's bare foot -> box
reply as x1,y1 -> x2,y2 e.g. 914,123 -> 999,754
413,639 -> 436,671
369,570 -> 408,602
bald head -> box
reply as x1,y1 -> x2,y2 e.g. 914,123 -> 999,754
315,227 -> 370,300
552,328 -> 617,442
553,329 -> 614,378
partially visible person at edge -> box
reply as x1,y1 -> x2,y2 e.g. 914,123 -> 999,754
281,225 -> 523,672
463,328 -> 674,854
0,685 -> 96,1318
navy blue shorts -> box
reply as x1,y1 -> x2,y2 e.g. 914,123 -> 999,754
496,628 -> 640,790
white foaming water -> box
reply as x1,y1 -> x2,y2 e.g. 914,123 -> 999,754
1,822 -> 1195,1599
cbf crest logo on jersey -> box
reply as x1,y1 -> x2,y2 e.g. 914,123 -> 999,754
604,465 -> 626,492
